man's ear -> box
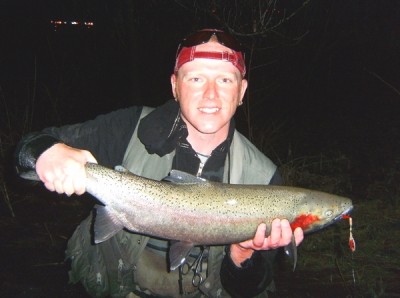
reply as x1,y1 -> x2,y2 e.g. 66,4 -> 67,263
170,74 -> 178,100
239,79 -> 248,103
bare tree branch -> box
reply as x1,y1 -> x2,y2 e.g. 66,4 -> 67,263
364,68 -> 400,98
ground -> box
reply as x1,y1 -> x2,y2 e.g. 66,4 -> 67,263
1,171 -> 400,297
0,186 -> 92,298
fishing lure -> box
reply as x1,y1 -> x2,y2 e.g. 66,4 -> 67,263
342,215 -> 356,252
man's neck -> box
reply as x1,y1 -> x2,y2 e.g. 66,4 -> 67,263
186,128 -> 228,156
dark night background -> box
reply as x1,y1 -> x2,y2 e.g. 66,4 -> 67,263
1,0 -> 399,297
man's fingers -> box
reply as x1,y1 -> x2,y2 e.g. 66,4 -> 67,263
39,157 -> 89,196
294,227 -> 304,246
63,176 -> 75,197
82,150 -> 98,164
44,181 -> 55,192
53,179 -> 65,194
236,220 -> 305,255
72,169 -> 87,195
268,218 -> 282,247
268,219 -> 295,248
252,223 -> 267,248
280,219 -> 293,245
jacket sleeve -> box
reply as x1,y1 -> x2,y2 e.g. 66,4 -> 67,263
219,168 -> 282,297
14,106 -> 142,174
220,246 -> 277,298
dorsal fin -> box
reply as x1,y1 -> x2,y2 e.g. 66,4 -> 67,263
114,165 -> 128,173
163,170 -> 207,184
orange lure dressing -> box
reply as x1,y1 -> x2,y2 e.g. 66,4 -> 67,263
342,215 -> 356,252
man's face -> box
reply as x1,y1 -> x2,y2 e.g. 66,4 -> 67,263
171,42 -> 248,139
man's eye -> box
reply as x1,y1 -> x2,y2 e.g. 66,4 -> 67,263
221,78 -> 232,83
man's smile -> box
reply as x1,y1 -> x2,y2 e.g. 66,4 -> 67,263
198,107 -> 220,113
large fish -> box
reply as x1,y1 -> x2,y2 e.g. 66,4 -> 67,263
20,163 -> 353,270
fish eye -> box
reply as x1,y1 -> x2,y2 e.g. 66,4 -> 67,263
325,210 -> 333,217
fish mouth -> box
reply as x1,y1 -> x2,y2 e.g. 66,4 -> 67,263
306,205 -> 354,235
334,205 -> 353,222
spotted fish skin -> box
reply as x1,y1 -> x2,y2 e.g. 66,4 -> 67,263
82,163 -> 353,245
19,162 -> 353,270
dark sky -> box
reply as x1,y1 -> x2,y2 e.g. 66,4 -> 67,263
1,0 -> 399,163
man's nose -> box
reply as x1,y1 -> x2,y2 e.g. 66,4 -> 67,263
204,81 -> 217,99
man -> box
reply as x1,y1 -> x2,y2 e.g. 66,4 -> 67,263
15,29 -> 303,297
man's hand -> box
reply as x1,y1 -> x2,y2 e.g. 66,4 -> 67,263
36,143 -> 97,196
229,219 -> 304,267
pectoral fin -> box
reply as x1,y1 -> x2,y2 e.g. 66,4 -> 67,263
93,205 -> 124,243
283,234 -> 298,271
169,240 -> 194,271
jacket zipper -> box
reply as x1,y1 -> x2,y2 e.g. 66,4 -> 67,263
196,152 -> 210,177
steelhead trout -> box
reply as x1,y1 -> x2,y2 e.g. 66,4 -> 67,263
20,163 -> 353,270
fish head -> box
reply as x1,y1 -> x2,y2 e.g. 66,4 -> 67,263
290,192 -> 353,234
